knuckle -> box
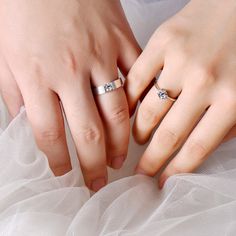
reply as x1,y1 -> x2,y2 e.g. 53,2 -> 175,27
184,138 -> 208,161
90,40 -> 107,63
108,106 -> 129,124
28,56 -> 46,81
139,105 -> 159,126
76,125 -> 103,144
154,24 -> 174,45
141,158 -> 159,176
154,23 -> 183,49
169,162 -> 183,174
37,128 -> 62,145
92,44 -> 103,62
190,64 -> 215,89
173,44 -> 190,63
157,128 -> 181,149
61,47 -> 78,74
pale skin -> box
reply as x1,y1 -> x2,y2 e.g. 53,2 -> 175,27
1,0 -> 236,193
0,0 -> 141,192
126,0 -> 236,188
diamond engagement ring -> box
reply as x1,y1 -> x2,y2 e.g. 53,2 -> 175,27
93,77 -> 124,95
154,80 -> 177,102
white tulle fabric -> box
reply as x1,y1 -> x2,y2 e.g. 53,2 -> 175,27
1,0 -> 236,235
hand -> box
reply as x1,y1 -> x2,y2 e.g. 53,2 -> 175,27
125,0 -> 236,188
0,0 -> 141,191
224,125 -> 236,142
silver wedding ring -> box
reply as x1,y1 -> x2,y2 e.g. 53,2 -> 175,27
154,79 -> 177,102
93,77 -> 124,95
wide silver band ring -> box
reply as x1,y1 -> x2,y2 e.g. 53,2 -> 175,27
93,77 -> 124,95
154,80 -> 177,102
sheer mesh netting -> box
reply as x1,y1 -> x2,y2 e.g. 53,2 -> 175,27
0,0 -> 236,235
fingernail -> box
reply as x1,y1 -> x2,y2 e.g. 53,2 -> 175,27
135,166 -> 147,175
111,156 -> 125,169
91,177 -> 106,192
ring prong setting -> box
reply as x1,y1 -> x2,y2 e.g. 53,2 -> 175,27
157,89 -> 168,100
154,80 -> 177,102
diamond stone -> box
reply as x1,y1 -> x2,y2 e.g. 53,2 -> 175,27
104,83 -> 114,92
158,89 -> 168,100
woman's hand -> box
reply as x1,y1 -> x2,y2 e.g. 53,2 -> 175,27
0,0 -> 140,191
125,0 -> 236,188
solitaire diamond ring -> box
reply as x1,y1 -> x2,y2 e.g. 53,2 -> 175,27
154,80 -> 177,102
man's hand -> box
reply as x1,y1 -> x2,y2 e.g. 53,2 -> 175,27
0,0 -> 141,191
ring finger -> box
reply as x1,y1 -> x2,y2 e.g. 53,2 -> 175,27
92,63 -> 129,169
133,68 -> 181,144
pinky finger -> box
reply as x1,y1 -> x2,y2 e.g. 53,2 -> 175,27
158,104 -> 236,188
0,81 -> 23,117
0,59 -> 23,117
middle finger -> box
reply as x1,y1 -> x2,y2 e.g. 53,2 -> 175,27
59,75 -> 107,192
